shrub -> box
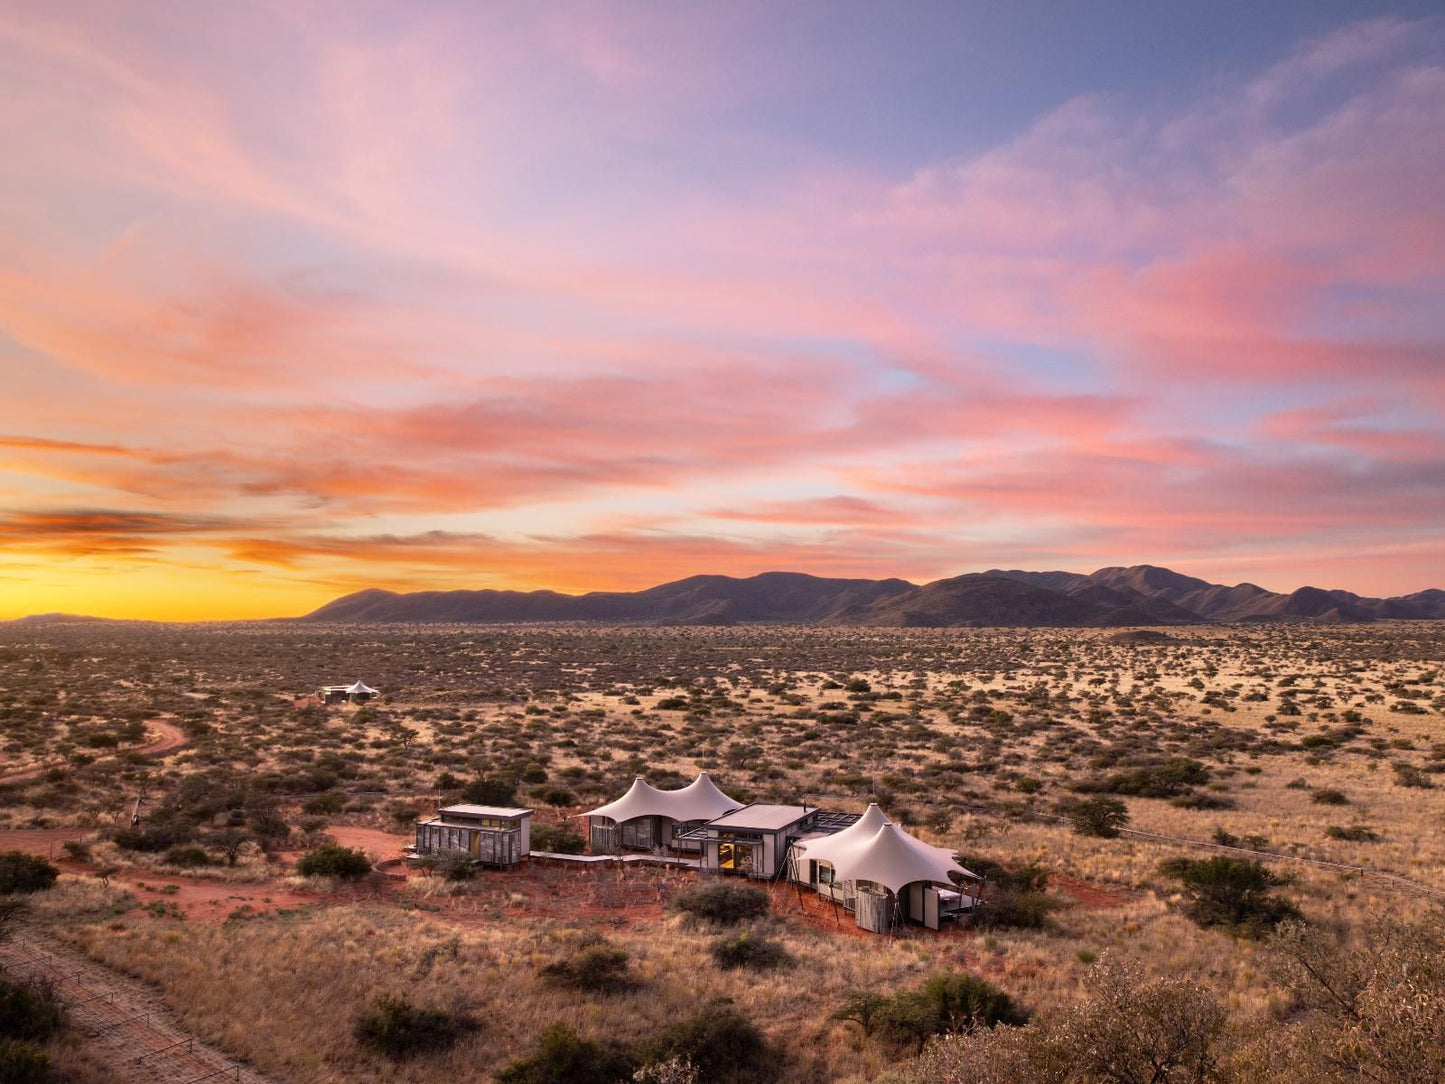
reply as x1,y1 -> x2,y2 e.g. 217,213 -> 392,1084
539,942 -> 634,992
1393,762 -> 1434,789
296,844 -> 372,880
0,977 -> 64,1041
839,971 -> 1025,1052
459,776 -> 518,806
112,821 -> 190,853
59,840 -> 90,862
642,1003 -> 767,1083
1085,757 -> 1210,799
353,994 -> 472,1059
433,849 -> 477,882
1311,788 -> 1349,805
671,882 -> 769,925
1325,824 -> 1381,842
1158,856 -> 1300,936
497,1022 -> 636,1084
0,1039 -> 50,1084
1067,796 -> 1129,838
911,956 -> 1224,1084
164,844 -> 211,868
531,822 -> 586,854
709,931 -> 794,971
302,790 -> 347,815
922,972 -> 1028,1031
0,854 -> 58,895
967,859 -> 1059,931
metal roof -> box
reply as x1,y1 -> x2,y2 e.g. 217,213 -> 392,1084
705,804 -> 815,831
438,804 -> 533,818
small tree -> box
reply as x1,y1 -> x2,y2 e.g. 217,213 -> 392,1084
1067,796 -> 1130,838
1159,856 -> 1300,936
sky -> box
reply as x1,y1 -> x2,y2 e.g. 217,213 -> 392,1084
1,1 -> 1443,620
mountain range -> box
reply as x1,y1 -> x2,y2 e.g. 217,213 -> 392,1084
301,565 -> 1445,627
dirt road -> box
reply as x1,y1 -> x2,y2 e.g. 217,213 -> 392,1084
0,720 -> 188,786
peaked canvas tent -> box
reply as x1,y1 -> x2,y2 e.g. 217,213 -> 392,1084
583,772 -> 742,854
791,811 -> 980,932
825,823 -> 975,894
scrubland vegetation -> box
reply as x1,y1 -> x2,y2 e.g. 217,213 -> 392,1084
1,619 -> 1442,1081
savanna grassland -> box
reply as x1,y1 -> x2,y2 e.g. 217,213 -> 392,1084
1,620 -> 1443,1083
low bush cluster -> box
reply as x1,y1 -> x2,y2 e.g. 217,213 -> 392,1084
836,972 -> 1026,1052
1158,855 -> 1300,936
0,974 -> 65,1084
498,1003 -> 769,1084
671,882 -> 769,925
539,940 -> 634,992
295,844 -> 372,880
0,854 -> 58,895
708,930 -> 794,971
353,994 -> 473,1059
531,822 -> 586,854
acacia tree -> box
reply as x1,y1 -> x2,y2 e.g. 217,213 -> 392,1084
1068,796 -> 1130,838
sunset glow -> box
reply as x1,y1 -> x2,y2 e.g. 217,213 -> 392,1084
2,3 -> 1443,618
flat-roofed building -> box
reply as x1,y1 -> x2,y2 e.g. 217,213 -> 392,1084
413,804 -> 532,868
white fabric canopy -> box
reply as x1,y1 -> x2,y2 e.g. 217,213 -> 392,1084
794,802 -> 890,864
582,772 -> 741,824
345,681 -> 378,695
823,823 -> 976,894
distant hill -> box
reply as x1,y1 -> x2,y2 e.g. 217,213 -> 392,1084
300,565 -> 1445,627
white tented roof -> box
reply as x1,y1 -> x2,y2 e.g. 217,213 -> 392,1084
823,822 -> 976,894
582,772 -> 742,824
794,802 -> 890,863
345,681 -> 378,695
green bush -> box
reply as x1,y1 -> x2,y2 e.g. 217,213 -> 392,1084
539,942 -> 633,992
296,844 -> 372,880
164,844 -> 212,868
353,994 -> 472,1059
1159,856 -> 1300,936
966,859 -> 1059,931
0,977 -> 64,1041
531,822 -> 586,854
836,971 -> 1025,1052
0,854 -> 58,896
709,930 -> 794,971
496,1022 -> 636,1084
1325,824 -> 1381,842
671,882 -> 769,925
1311,788 -> 1349,806
0,1039 -> 50,1084
1066,796 -> 1129,838
642,1002 -> 768,1083
302,790 -> 347,815
459,776 -> 518,806
1081,758 -> 1210,799
433,849 -> 477,882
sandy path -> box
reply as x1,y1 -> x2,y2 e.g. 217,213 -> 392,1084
0,933 -> 277,1083
0,719 -> 188,785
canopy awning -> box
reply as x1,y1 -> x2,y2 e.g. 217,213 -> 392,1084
581,772 -> 742,824
794,802 -> 889,864
821,822 -> 977,895
344,681 -> 378,695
